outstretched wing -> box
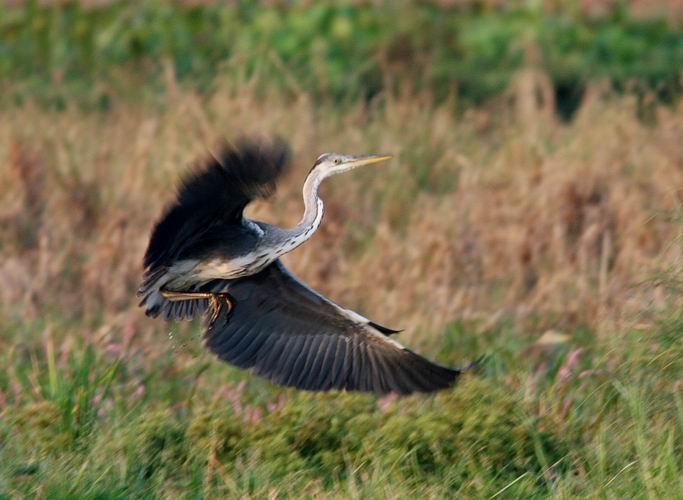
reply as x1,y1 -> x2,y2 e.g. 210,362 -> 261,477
142,138 -> 291,270
203,260 -> 465,395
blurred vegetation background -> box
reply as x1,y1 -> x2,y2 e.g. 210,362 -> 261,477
3,0 -> 683,114
1,1 -> 683,498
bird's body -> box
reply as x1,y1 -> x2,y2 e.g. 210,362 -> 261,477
138,139 -> 475,395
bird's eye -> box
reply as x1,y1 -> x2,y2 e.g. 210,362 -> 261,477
334,158 -> 341,165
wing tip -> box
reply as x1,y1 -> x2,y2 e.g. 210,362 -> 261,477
386,353 -> 483,396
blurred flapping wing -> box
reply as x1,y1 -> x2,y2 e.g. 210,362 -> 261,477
137,139 -> 290,319
142,138 -> 291,271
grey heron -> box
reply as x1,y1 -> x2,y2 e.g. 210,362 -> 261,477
138,139 -> 473,395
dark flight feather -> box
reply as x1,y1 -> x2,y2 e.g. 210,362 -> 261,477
142,138 -> 291,270
202,260 -> 464,395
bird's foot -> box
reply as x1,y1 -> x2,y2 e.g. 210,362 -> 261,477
160,289 -> 232,323
208,293 -> 232,323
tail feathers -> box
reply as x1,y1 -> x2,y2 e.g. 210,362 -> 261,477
138,268 -> 208,321
137,269 -> 231,321
139,289 -> 209,321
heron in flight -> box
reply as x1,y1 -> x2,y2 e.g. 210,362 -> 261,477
138,139 -> 473,395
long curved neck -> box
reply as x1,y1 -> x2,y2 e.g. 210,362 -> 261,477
298,169 -> 325,231
276,169 -> 325,251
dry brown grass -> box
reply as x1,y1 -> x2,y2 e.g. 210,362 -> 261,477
2,79 -> 683,499
1,83 -> 682,350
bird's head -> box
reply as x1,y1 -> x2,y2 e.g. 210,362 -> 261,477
311,152 -> 392,179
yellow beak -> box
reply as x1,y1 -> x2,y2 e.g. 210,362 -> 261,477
346,154 -> 392,168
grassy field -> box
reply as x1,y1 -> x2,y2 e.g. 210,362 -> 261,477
1,76 -> 682,497
1,3 -> 683,496
4,1 -> 683,112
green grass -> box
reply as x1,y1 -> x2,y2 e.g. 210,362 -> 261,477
3,1 -> 683,110
1,86 -> 682,494
2,8 -> 683,491
1,313 -> 681,497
